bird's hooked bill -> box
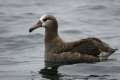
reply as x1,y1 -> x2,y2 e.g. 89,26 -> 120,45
29,20 -> 42,32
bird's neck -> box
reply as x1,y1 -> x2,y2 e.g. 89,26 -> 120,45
44,27 -> 64,54
45,28 -> 59,43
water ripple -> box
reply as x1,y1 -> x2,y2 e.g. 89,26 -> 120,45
61,29 -> 81,34
0,0 -> 120,80
0,33 -> 43,52
88,5 -> 107,10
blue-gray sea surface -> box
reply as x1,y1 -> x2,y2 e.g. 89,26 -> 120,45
0,0 -> 120,80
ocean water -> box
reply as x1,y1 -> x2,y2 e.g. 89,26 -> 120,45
0,0 -> 120,80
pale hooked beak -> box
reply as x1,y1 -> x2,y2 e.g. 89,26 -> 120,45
29,20 -> 42,32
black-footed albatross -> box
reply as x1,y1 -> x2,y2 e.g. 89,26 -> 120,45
29,15 -> 118,72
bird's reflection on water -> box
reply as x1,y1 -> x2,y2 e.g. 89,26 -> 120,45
39,61 -> 60,75
39,65 -> 61,80
39,67 -> 114,80
39,69 -> 117,80
40,70 -> 61,80
38,59 -> 118,80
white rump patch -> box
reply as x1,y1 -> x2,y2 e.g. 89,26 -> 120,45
99,52 -> 112,61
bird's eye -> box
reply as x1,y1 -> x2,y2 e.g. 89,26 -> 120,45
43,18 -> 47,22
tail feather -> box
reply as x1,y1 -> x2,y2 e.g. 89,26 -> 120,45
99,48 -> 118,61
111,48 -> 118,53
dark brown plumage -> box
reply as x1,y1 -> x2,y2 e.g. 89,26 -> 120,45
29,15 -> 118,65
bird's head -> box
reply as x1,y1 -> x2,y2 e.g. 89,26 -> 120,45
29,15 -> 58,32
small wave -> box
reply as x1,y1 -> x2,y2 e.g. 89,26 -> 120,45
0,12 -> 5,15
24,12 -> 36,16
1,15 -> 24,22
76,4 -> 107,11
61,30 -> 81,34
89,5 -> 107,10
101,35 -> 120,39
61,74 -> 110,80
0,34 -> 43,52
0,28 -> 9,34
0,3 -> 29,8
0,59 -> 31,65
35,2 -> 45,7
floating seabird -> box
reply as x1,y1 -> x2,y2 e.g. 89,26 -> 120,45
29,15 -> 118,72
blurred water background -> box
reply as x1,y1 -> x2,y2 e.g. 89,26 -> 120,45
0,0 -> 120,80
